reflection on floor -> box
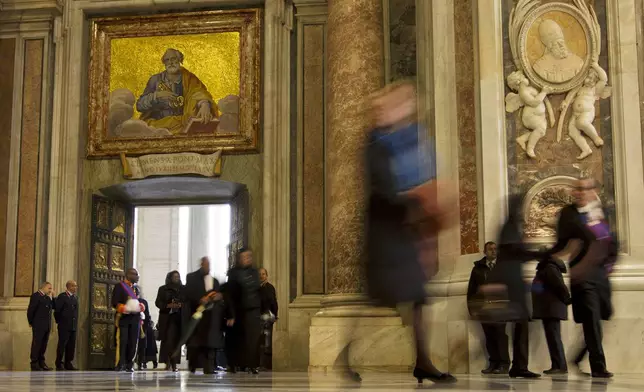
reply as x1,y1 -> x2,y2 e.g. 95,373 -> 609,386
0,371 -> 639,391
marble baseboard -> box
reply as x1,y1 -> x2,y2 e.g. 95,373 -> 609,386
0,298 -> 58,370
309,315 -> 415,370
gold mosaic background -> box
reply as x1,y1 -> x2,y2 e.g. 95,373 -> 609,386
526,11 -> 587,65
109,32 -> 240,119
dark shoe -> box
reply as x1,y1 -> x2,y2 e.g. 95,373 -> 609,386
249,368 -> 259,375
31,365 -> 42,371
544,368 -> 568,375
481,364 -> 497,375
125,367 -> 134,373
40,364 -> 52,371
114,365 -> 124,372
413,367 -> 457,384
189,367 -> 196,374
591,371 -> 614,378
65,365 -> 78,371
343,369 -> 362,382
171,365 -> 178,372
509,369 -> 541,378
492,365 -> 510,375
153,361 -> 158,369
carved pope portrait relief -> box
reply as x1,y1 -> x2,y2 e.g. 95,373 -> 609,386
531,18 -> 584,83
506,1 -> 610,161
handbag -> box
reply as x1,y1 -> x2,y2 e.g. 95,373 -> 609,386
469,284 -> 522,323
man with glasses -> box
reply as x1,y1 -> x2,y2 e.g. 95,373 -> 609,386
550,178 -> 616,378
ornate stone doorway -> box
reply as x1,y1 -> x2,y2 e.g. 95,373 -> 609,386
87,177 -> 249,369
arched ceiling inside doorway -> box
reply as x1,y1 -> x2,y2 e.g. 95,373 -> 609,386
100,176 -> 246,205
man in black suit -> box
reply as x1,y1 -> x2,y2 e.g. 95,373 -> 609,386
551,178 -> 615,378
28,282 -> 54,371
185,257 -> 225,374
54,280 -> 78,371
112,268 -> 145,372
467,242 -> 511,374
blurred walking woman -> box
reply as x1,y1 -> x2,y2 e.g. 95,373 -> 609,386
155,271 -> 183,371
364,82 -> 455,384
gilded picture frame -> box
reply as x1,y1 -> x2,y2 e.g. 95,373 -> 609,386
87,9 -> 261,158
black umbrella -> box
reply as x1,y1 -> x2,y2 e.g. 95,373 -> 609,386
172,301 -> 214,358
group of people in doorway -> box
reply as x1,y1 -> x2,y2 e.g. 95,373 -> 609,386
28,248 -> 278,374
111,248 -> 278,374
468,178 -> 616,379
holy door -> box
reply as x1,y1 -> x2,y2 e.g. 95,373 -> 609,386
88,195 -> 134,369
228,187 -> 249,269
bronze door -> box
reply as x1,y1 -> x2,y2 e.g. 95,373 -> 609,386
88,195 -> 134,369
228,187 -> 249,269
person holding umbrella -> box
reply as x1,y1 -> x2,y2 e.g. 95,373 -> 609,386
183,257 -> 226,374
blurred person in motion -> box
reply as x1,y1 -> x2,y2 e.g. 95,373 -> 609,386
481,195 -> 541,379
549,178 -> 616,378
467,242 -> 511,375
156,271 -> 184,371
531,251 -> 571,375
224,248 -> 262,374
350,81 -> 456,384
185,257 -> 225,375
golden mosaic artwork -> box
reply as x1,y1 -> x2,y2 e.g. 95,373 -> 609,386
87,10 -> 261,157
525,10 -> 588,65
110,33 -> 240,120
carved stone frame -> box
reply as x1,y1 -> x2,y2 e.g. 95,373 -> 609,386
518,3 -> 598,93
522,175 -> 577,245
86,9 -> 261,158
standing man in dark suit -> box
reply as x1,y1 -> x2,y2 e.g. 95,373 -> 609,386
185,257 -> 225,374
54,280 -> 78,371
551,178 -> 615,378
112,268 -> 145,373
467,242 -> 510,374
258,268 -> 277,370
28,282 -> 54,371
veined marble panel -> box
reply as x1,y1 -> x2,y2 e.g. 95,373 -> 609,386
14,39 -> 44,297
0,38 -> 16,297
454,0 -> 479,255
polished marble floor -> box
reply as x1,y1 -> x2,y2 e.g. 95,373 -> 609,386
0,370 -> 641,391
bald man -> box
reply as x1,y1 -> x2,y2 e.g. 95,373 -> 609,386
55,280 -> 78,370
28,282 -> 53,371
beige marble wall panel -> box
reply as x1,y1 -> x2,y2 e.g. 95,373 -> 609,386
326,0 -> 383,294
301,23 -> 325,295
14,39 -> 43,297
0,38 -> 16,297
454,0 -> 479,255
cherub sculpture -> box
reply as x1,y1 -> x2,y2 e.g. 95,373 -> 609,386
559,62 -> 611,160
505,70 -> 555,159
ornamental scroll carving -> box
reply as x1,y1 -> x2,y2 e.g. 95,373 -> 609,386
523,176 -> 576,243
505,0 -> 611,160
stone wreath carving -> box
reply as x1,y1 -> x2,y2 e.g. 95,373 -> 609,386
505,0 -> 611,160
523,176 -> 577,242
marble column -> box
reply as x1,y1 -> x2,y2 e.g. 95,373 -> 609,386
310,0 -> 414,372
325,0 -> 383,297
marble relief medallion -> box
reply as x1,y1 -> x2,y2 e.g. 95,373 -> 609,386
94,242 -> 108,270
505,1 -> 610,161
